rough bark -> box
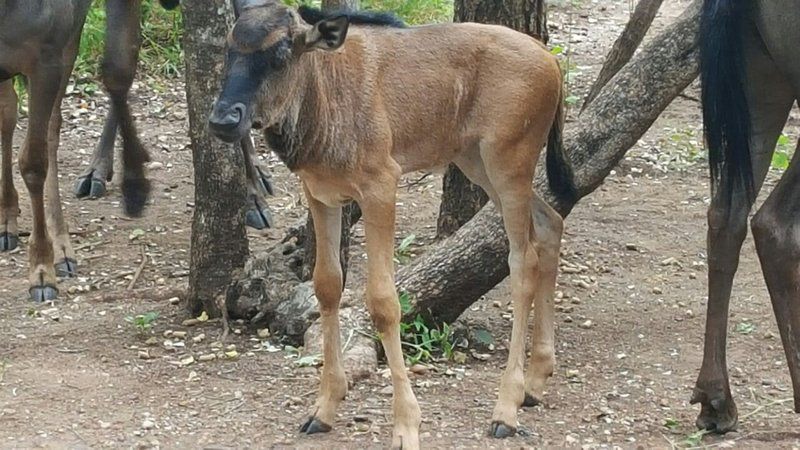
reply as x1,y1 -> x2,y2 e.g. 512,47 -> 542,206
581,0 -> 665,112
437,0 -> 548,238
322,0 -> 360,9
454,0 -> 548,43
184,1 -> 249,317
436,166 -> 490,238
298,0 -> 361,281
400,0 -> 702,324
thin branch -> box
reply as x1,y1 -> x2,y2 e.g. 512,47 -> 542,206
581,0 -> 665,112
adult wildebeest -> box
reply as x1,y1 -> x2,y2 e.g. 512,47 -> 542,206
692,0 -> 800,433
0,0 -> 174,300
209,1 -> 576,447
72,0 -> 277,230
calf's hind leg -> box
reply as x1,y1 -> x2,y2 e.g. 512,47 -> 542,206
480,140 -> 540,438
0,80 -> 19,251
523,194 -> 563,407
751,137 -> 800,414
300,185 -> 346,434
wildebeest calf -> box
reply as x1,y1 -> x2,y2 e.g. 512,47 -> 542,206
209,1 -> 576,447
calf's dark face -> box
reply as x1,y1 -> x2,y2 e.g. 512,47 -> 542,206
208,4 -> 350,143
209,10 -> 293,143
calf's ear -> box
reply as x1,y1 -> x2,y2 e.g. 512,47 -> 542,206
304,16 -> 350,51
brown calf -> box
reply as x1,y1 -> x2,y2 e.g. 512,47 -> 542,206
209,1 -> 576,447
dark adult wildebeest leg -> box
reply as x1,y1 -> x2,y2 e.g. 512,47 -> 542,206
0,80 -> 19,251
692,13 -> 795,431
20,64 -> 65,301
74,107 -> 117,199
752,137 -> 800,414
101,0 -> 150,217
241,134 -> 274,229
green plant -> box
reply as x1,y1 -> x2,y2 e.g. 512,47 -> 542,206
76,0 -> 183,79
771,134 -> 794,170
394,292 -> 455,364
125,311 -> 159,334
735,321 -> 756,335
393,233 -> 416,264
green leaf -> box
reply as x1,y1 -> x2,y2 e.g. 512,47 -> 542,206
772,151 -> 790,170
734,321 -> 756,335
549,45 -> 564,55
663,418 -> 679,431
564,95 -> 580,105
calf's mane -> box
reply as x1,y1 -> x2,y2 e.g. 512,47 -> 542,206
297,5 -> 406,28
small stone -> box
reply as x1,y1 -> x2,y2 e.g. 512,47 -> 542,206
685,309 -> 695,318
145,337 -> 159,346
168,297 -> 180,305
409,364 -> 429,375
182,318 -> 200,327
764,331 -> 776,340
652,287 -> 663,295
172,331 -> 187,339
99,421 -> 111,429
492,300 -> 502,308
579,320 -> 593,329
659,398 -> 669,407
257,328 -> 270,338
147,161 -> 164,171
192,333 -> 205,343
379,385 -> 393,395
179,355 -> 195,366
138,350 -> 152,360
198,354 -> 216,362
625,243 -> 639,251
141,420 -> 155,430
564,316 -> 573,323
660,257 -> 679,266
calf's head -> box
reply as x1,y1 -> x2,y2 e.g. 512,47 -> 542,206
209,0 -> 350,143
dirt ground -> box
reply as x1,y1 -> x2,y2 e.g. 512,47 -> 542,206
2,1 -> 800,449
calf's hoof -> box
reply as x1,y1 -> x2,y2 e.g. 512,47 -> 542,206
74,174 -> 107,199
55,258 -> 78,278
489,421 -> 516,438
300,416 -> 331,435
29,285 -> 58,302
522,392 -> 542,407
0,232 -> 18,251
691,388 -> 738,433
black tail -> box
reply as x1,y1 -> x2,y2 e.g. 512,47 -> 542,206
159,0 -> 180,10
546,85 -> 577,204
701,0 -> 753,203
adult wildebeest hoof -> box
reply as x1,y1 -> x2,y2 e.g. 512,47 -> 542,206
0,232 -> 18,251
522,393 -> 542,407
300,416 -> 332,434
74,174 -> 107,199
246,198 -> 274,230
29,285 -> 58,302
122,178 -> 151,217
489,421 -> 516,438
691,389 -> 738,433
55,258 -> 77,278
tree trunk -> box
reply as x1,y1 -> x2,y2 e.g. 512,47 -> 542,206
184,0 -> 249,317
581,0 -> 665,112
400,0 -> 702,324
322,0 -> 359,9
299,0 -> 361,281
437,0 -> 548,238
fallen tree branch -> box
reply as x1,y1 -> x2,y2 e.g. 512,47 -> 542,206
397,0 -> 702,324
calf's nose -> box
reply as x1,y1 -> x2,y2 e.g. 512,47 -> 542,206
208,102 -> 245,133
